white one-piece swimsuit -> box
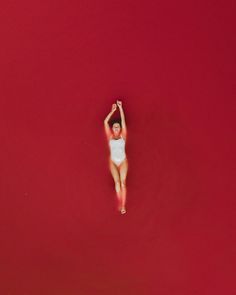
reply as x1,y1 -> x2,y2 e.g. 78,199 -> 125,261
109,136 -> 126,166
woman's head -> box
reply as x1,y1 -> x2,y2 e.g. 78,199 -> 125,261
110,119 -> 122,136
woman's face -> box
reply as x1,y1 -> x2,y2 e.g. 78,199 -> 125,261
112,123 -> 121,135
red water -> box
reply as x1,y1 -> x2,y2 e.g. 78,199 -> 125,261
0,1 -> 235,294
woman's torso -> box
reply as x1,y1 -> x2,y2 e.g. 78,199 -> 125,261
109,136 -> 126,163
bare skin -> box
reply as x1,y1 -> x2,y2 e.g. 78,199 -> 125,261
104,100 -> 128,214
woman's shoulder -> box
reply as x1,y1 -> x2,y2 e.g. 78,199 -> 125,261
108,135 -> 114,142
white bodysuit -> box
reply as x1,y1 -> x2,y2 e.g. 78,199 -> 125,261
109,136 -> 126,166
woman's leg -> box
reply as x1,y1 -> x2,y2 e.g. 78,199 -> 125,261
109,159 -> 122,210
119,159 -> 128,213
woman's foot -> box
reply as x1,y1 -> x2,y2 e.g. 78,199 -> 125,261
120,207 -> 126,214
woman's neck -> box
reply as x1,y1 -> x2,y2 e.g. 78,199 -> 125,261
113,134 -> 121,140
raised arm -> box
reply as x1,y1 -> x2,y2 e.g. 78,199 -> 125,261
117,100 -> 127,139
104,104 -> 117,140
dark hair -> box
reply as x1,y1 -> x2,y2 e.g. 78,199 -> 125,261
110,118 -> 122,128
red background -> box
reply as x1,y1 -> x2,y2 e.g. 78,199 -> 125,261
0,0 -> 235,294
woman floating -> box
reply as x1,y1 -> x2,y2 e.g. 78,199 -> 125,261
104,100 -> 128,214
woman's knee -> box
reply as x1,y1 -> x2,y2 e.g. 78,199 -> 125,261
120,180 -> 126,188
115,181 -> 121,193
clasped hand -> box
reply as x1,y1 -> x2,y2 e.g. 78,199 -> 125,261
111,100 -> 122,112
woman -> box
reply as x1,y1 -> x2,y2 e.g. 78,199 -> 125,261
104,100 -> 128,214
